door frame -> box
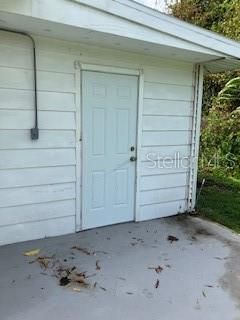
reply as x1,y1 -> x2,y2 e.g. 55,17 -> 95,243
75,62 -> 144,231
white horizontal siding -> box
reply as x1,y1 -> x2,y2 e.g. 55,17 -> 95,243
140,200 -> 187,221
0,32 -> 78,245
0,216 -> 75,246
0,89 -> 75,110
143,99 -> 193,116
0,200 -> 75,226
144,66 -> 193,86
139,62 -> 193,220
0,110 -> 75,130
0,31 -> 195,245
142,131 -> 192,146
0,166 -> 76,188
140,161 -> 188,176
0,149 -> 76,169
140,187 -> 187,206
0,130 -> 75,149
140,173 -> 188,191
0,182 -> 76,208
142,115 -> 192,131
0,67 -> 75,93
144,82 -> 193,101
140,145 -> 190,161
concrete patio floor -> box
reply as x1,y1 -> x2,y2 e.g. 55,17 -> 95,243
1,216 -> 240,320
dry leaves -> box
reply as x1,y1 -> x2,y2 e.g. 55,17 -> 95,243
71,246 -> 91,255
155,279 -> 160,289
23,249 -> 40,257
167,235 -> 179,243
96,260 -> 101,271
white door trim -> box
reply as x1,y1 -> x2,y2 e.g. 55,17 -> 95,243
75,61 -> 144,230
81,63 -> 140,76
135,69 -> 144,222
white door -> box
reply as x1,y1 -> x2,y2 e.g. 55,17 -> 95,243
82,71 -> 138,229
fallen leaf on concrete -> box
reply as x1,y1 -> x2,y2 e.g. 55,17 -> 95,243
36,256 -> 52,269
85,273 -> 97,279
126,292 -> 134,295
59,276 -> 70,286
99,286 -> 107,291
118,277 -> 126,281
205,285 -> 214,288
214,256 -> 228,260
155,266 -> 163,273
167,235 -> 179,243
72,287 -> 81,292
24,249 -> 40,257
155,279 -> 160,289
202,290 -> 207,298
148,266 -> 163,274
96,260 -> 101,271
71,246 -> 91,255
93,250 -> 108,255
71,274 -> 90,288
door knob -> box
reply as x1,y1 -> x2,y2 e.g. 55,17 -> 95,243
130,156 -> 137,162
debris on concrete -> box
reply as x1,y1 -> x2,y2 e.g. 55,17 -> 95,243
23,249 -> 40,257
92,250 -> 108,255
148,265 -> 163,274
26,251 -> 93,290
96,260 -> 101,271
205,285 -> 214,288
36,256 -> 54,269
71,246 -> 91,255
155,279 -> 160,289
118,277 -> 126,281
59,276 -> 70,286
167,235 -> 179,243
99,286 -> 107,291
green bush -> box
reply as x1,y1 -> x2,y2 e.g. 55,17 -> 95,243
199,100 -> 240,178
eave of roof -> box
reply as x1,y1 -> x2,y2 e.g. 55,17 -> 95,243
70,0 -> 240,59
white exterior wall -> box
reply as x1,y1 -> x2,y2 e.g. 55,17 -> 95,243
0,31 -> 195,245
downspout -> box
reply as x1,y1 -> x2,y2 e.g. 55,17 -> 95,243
0,28 -> 39,140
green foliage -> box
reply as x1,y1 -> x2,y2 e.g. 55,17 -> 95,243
169,0 -> 240,40
197,174 -> 240,233
170,0 -> 240,178
200,102 -> 240,177
203,71 -> 240,113
218,77 -> 240,104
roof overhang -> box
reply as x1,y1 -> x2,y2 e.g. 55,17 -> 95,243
0,0 -> 240,72
204,58 -> 240,73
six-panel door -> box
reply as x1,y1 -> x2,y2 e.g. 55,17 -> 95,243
82,71 -> 138,229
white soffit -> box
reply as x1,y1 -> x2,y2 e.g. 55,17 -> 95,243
0,10 -> 222,63
70,0 -> 240,59
205,58 -> 240,73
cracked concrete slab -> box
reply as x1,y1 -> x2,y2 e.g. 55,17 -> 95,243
0,216 -> 240,320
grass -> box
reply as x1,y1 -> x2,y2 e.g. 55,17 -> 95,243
196,173 -> 240,233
